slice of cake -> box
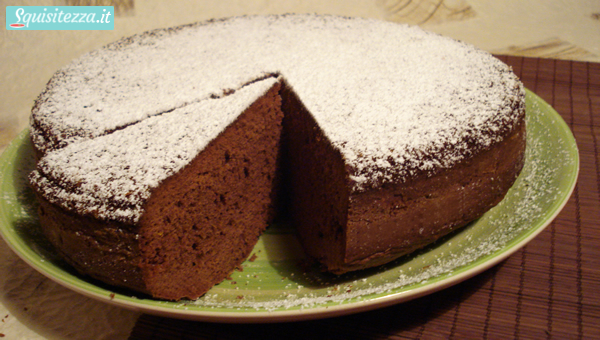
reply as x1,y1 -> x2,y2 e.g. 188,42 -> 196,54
30,78 -> 283,300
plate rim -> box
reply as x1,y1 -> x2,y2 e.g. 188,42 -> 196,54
0,89 -> 579,323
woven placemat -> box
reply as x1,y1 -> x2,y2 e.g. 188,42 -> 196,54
128,56 -> 600,339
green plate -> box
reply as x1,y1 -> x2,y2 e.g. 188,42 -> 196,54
0,89 -> 579,322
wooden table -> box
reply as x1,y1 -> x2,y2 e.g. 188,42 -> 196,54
127,56 -> 600,339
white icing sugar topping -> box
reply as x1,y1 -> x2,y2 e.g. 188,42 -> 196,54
31,78 -> 278,223
30,14 -> 525,221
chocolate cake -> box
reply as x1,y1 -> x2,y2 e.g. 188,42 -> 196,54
29,14 -> 526,300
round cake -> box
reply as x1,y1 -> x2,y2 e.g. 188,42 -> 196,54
29,14 -> 526,300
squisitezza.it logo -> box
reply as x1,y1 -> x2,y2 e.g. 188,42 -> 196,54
6,6 -> 114,30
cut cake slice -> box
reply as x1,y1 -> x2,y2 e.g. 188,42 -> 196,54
30,77 -> 283,300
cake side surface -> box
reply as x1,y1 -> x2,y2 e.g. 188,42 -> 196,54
339,118 -> 526,273
34,194 -> 147,293
280,81 -> 350,271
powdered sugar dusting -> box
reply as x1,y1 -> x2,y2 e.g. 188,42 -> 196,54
30,14 -> 524,219
30,78 -> 278,224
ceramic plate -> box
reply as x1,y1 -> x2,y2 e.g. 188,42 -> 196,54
0,89 -> 579,322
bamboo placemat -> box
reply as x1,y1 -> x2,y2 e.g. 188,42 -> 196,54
128,56 -> 600,339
